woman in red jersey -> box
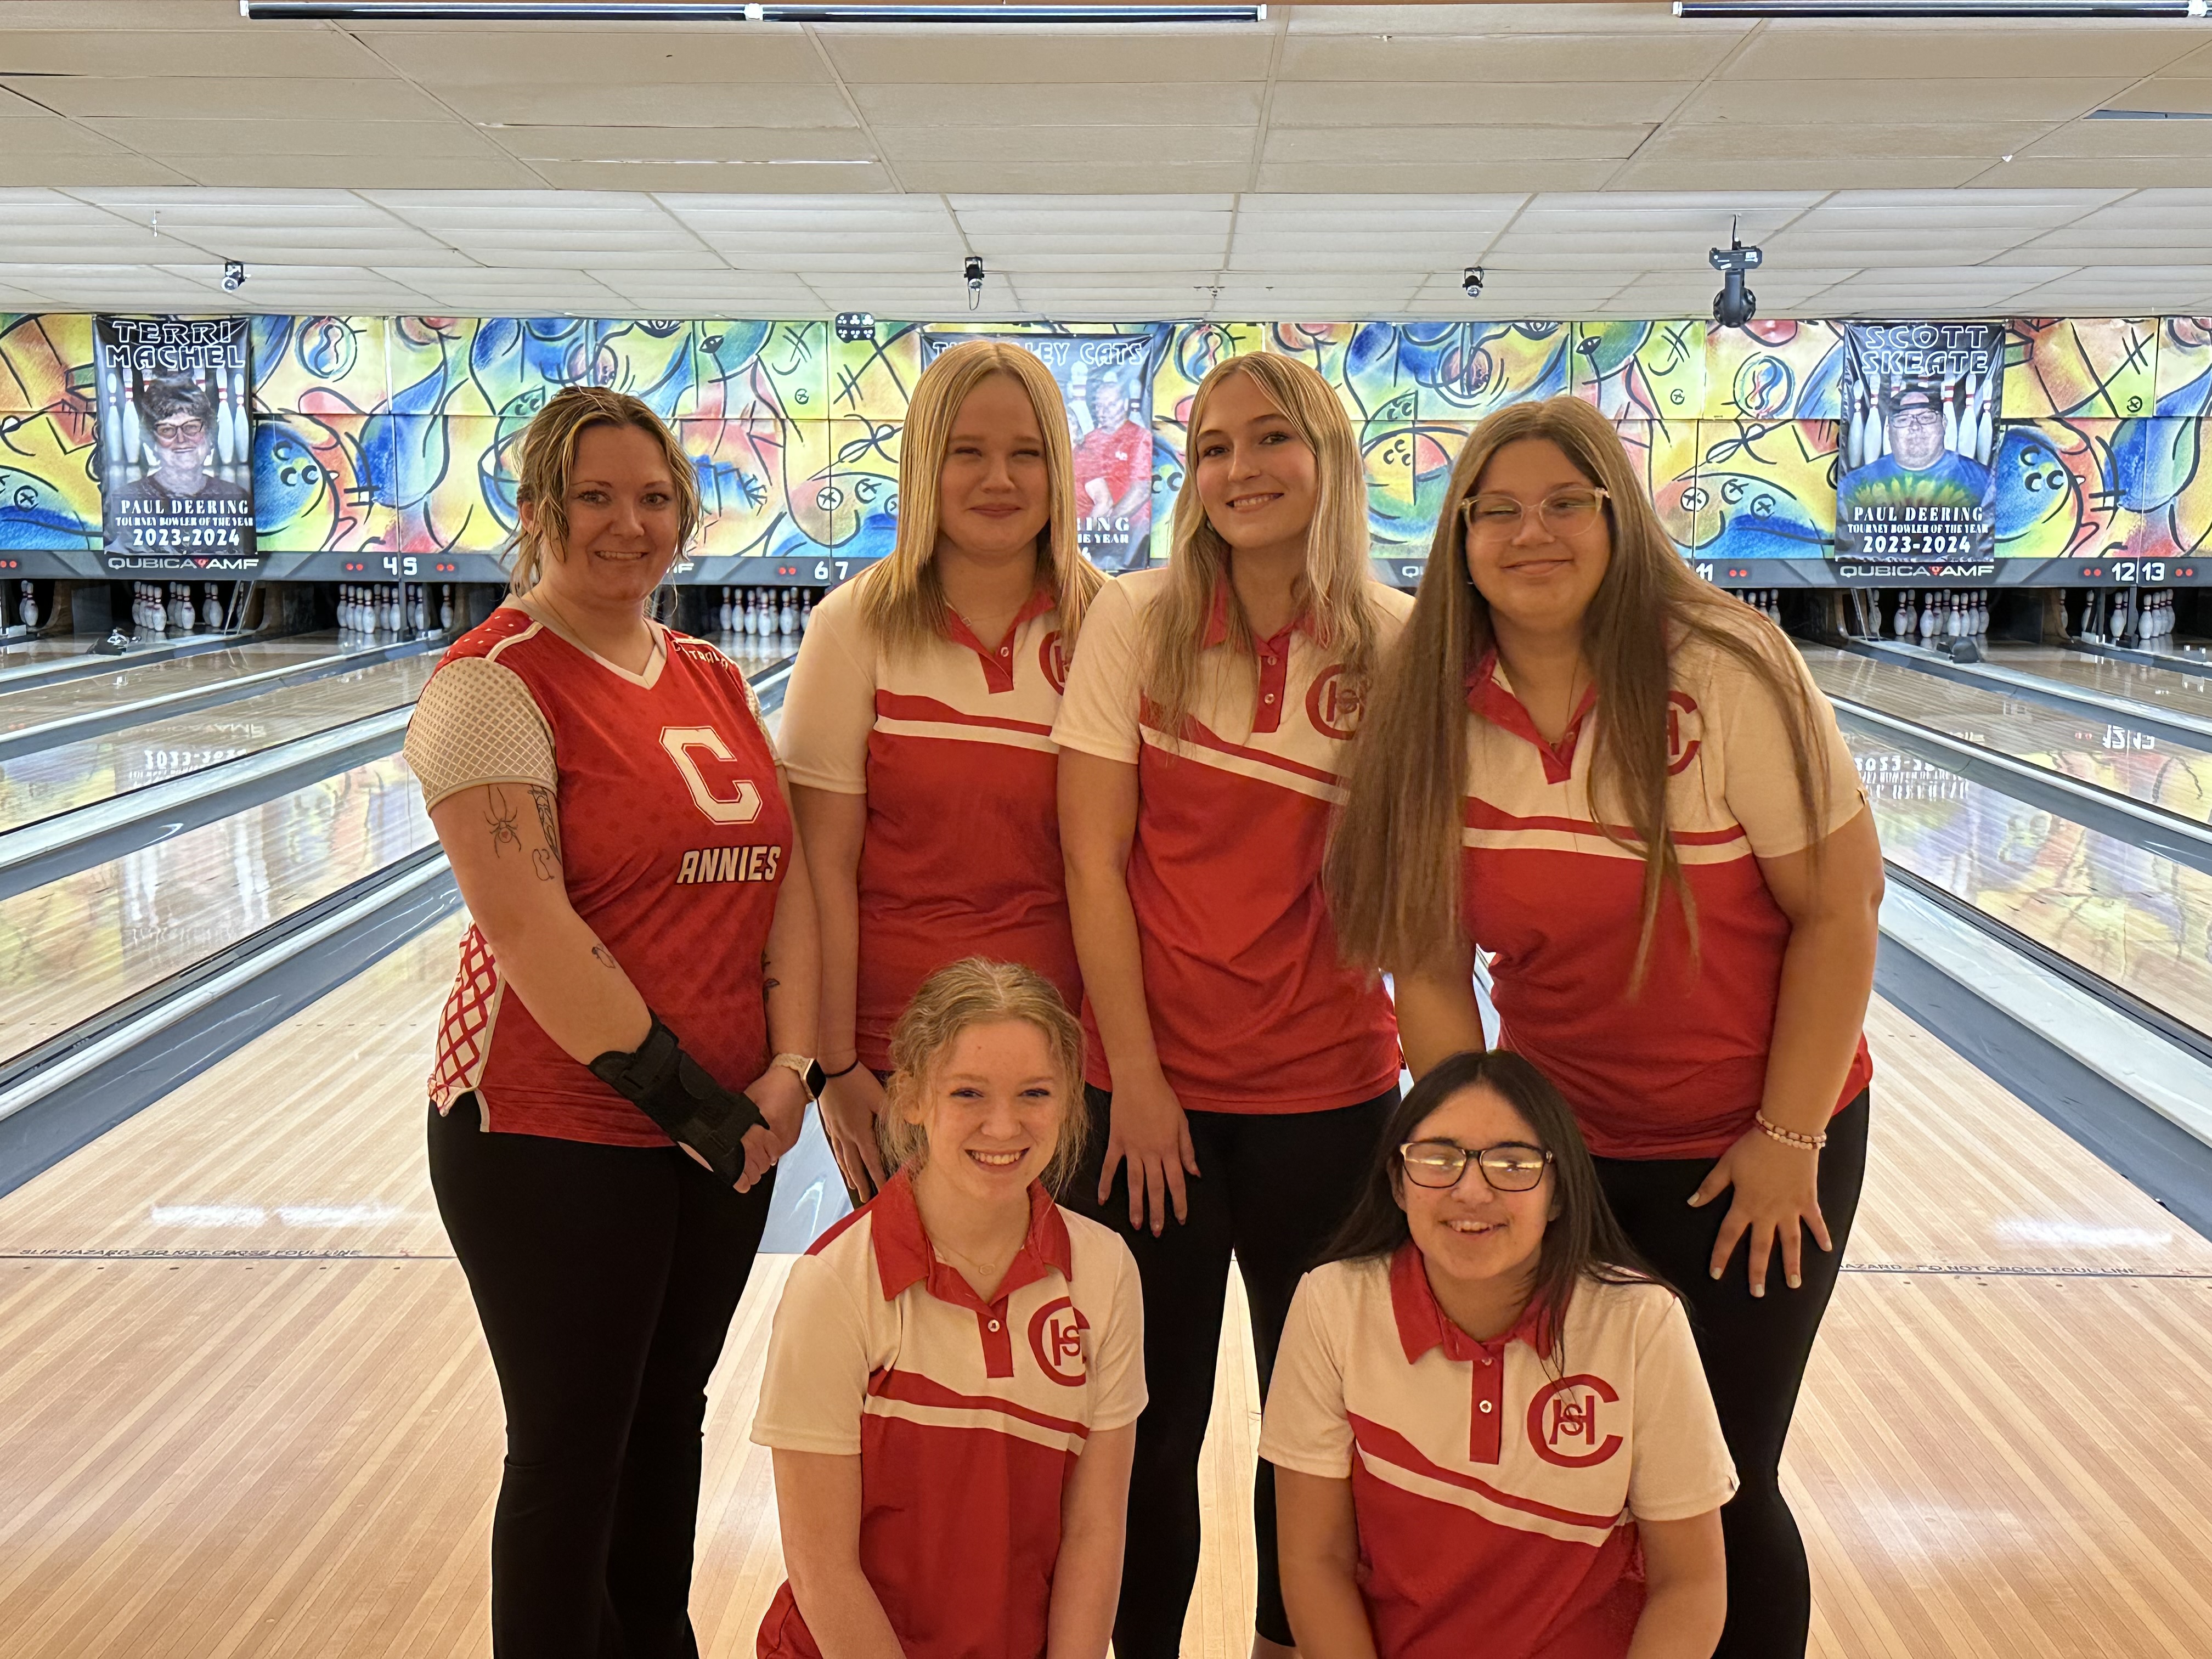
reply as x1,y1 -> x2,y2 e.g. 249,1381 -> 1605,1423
753,958 -> 1143,1659
405,386 -> 821,1659
1266,1051 -> 1731,1659
1053,352 -> 1410,1659
782,340 -> 1102,1202
1327,396 -> 1881,1659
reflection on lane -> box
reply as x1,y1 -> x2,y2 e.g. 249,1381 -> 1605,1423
0,654 -> 438,834
0,755 -> 432,1063
1805,647 -> 2212,826
1985,643 -> 2212,727
1851,732 -> 2212,1039
0,633 -> 359,737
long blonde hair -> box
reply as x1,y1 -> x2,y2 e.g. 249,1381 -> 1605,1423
858,340 -> 1103,656
879,957 -> 1091,1194
507,386 -> 700,595
1325,396 -> 1832,985
1143,353 -> 1389,745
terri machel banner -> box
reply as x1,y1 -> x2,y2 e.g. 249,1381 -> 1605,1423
919,328 -> 1167,575
95,315 -> 257,572
1834,321 -> 2003,566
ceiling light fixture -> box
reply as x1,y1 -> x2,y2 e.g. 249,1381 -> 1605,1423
245,1 -> 1265,21
1677,0 -> 2204,15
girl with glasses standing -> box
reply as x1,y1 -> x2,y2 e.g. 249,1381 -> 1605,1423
1053,353 -> 1411,1659
1327,397 -> 1881,1658
1262,1051 -> 1733,1659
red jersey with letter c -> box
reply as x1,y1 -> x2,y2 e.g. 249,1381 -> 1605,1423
425,612 -> 791,1147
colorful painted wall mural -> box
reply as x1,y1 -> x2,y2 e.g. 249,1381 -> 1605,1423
8,308 -> 2212,573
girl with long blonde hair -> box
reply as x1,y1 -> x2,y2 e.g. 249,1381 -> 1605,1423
1051,352 -> 1412,1659
781,340 -> 1104,1202
1326,395 -> 1883,1659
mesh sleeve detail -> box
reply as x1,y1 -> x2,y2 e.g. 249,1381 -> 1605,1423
404,656 -> 558,810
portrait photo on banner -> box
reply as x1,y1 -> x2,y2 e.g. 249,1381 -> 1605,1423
93,315 -> 258,572
1835,320 -> 2002,565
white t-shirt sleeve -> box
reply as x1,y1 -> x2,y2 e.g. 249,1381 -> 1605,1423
1257,1269 -> 1357,1480
777,586 -> 874,794
1049,575 -> 1144,765
1087,1234 -> 1149,1433
402,656 -> 557,811
1712,634 -> 1866,859
1626,1291 -> 1739,1523
750,1251 -> 874,1455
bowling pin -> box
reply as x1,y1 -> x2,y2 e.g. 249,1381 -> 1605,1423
441,585 -> 455,631
799,590 -> 814,634
1918,593 -> 1936,640
780,588 -> 798,636
201,583 -> 221,630
1941,382 -> 1959,456
19,580 -> 36,632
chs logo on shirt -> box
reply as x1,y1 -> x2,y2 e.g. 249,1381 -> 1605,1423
1028,1296 -> 1091,1386
1527,1374 -> 1624,1468
675,844 -> 784,885
1306,665 -> 1365,741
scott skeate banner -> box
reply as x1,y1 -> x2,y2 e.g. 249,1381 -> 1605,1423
95,315 -> 257,570
919,328 -> 1166,574
1834,321 -> 2003,565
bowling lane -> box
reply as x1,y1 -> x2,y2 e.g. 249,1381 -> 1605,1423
1848,727 -> 2212,1037
0,653 -> 437,834
1804,646 -> 2212,825
0,754 -> 431,1063
1983,642 -> 2212,726
3,925 -> 2208,1658
0,633 -> 359,736
0,638 -> 93,674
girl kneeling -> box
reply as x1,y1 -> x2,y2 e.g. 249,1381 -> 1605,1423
1263,1052 -> 1733,1659
752,958 -> 1144,1659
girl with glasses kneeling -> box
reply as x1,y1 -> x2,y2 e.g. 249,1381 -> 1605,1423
752,958 -> 1144,1659
1262,1051 -> 1733,1659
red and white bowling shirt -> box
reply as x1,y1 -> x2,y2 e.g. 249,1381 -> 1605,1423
1461,626 -> 1872,1159
404,605 -> 791,1147
1049,570 -> 1410,1113
1260,1247 -> 1735,1659
778,578 -> 1080,1070
751,1169 -> 1146,1659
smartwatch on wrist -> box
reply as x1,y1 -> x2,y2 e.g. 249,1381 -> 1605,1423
772,1052 -> 824,1101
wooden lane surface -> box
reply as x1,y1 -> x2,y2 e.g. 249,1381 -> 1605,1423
0,653 -> 438,834
0,755 -> 432,1064
1992,645 -> 2212,727
2,949 -> 2210,1656
0,636 -> 345,736
1803,646 -> 2212,826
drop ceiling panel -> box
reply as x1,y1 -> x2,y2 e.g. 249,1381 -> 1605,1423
1633,125 -> 2041,165
1721,22 -> 2202,82
2101,81 -> 2212,116
526,162 -> 893,193
851,82 -> 1264,128
1264,126 -> 1651,165
162,156 -> 542,189
1257,162 -> 1622,193
2,75 -> 453,124
484,126 -> 876,165
81,117 -> 500,160
900,163 -> 1254,194
820,31 -> 1272,86
877,125 -> 1250,167
1277,35 -> 1737,86
1675,78 -> 2128,127
352,28 -> 828,86
0,29 -> 386,78
444,83 -> 859,128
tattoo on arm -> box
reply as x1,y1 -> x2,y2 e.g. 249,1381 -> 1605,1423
591,945 -> 619,971
762,977 -> 781,994
529,786 -> 562,882
484,785 -> 522,859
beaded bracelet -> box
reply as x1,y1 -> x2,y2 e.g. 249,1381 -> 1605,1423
1754,1111 -> 1828,1151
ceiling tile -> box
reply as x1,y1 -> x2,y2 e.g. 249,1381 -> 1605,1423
485,126 -> 877,165
1257,162 -> 1621,192
81,117 -> 500,160
1723,23 -> 2200,82
1269,81 -> 1689,128
853,81 -> 1263,128
352,29 -> 828,86
528,162 -> 891,194
1,75 -> 448,123
821,31 -> 1273,85
1265,126 -> 1650,165
1277,35 -> 1736,85
0,29 -> 387,78
445,82 -> 859,129
1680,77 -> 2127,126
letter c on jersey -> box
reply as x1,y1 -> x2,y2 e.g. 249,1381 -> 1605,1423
659,725 -> 764,825
1027,1296 -> 1090,1387
1526,1374 -> 1623,1468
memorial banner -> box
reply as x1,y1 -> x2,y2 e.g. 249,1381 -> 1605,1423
920,328 -> 1166,574
1835,321 -> 2002,564
95,315 -> 256,569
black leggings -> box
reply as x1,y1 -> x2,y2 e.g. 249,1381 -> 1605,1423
1066,1085 -> 1398,1656
427,1097 -> 777,1659
1593,1091 -> 1870,1659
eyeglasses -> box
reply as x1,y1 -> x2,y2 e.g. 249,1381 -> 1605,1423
1890,409 -> 1943,433
1399,1139 -> 1554,1192
152,419 -> 209,444
1460,487 -> 1609,544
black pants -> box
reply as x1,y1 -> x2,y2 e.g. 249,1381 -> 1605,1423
1067,1085 -> 1398,1656
1593,1091 -> 1870,1659
428,1097 -> 777,1659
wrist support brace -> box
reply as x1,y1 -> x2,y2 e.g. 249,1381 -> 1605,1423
590,1016 -> 765,1185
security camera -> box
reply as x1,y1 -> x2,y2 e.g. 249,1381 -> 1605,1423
1708,223 -> 1760,332
221,259 -> 246,294
1462,266 -> 1485,298
963,254 -> 985,312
